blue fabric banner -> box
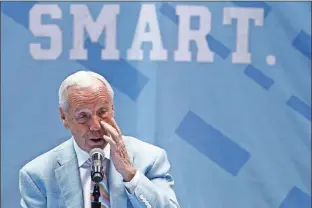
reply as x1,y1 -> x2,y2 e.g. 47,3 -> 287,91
1,2 -> 311,208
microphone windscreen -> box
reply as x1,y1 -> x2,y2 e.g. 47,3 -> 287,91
89,148 -> 105,159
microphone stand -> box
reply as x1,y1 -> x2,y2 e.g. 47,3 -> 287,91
90,148 -> 106,208
91,183 -> 101,208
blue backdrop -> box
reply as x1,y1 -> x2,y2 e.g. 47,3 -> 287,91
1,2 -> 311,208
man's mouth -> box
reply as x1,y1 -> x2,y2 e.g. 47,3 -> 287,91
90,138 -> 103,142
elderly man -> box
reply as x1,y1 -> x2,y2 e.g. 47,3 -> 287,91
19,71 -> 180,208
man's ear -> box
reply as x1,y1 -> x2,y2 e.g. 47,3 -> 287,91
59,107 -> 69,129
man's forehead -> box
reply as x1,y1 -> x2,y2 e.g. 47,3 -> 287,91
74,104 -> 108,114
68,84 -> 107,94
67,85 -> 110,103
66,84 -> 111,113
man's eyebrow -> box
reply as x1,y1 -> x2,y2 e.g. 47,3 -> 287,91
75,108 -> 91,114
98,102 -> 110,109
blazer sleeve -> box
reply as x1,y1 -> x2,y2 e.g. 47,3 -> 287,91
19,168 -> 47,208
125,149 -> 180,208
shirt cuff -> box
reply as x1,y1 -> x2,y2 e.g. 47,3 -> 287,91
124,170 -> 140,194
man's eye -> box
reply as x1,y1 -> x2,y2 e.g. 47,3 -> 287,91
79,114 -> 87,118
76,114 -> 88,123
99,110 -> 108,116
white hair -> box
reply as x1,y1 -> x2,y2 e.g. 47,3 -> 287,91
58,70 -> 114,111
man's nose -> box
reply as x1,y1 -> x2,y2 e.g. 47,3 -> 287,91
89,116 -> 101,131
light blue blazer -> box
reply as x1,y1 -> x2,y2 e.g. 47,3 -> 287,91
19,136 -> 180,208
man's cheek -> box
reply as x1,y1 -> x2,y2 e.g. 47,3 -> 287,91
102,114 -> 112,124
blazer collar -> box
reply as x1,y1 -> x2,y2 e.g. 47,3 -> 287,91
54,138 -> 84,208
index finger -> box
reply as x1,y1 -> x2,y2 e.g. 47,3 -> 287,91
110,117 -> 122,136
100,121 -> 121,142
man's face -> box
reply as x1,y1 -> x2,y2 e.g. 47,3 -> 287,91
59,80 -> 113,153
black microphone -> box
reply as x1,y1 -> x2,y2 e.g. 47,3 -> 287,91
89,148 -> 105,183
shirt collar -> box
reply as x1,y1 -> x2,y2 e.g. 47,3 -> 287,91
72,137 -> 110,167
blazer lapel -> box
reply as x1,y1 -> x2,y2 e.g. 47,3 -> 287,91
109,143 -> 134,208
54,139 -> 84,208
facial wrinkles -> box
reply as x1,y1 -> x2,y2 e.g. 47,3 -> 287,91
68,86 -> 111,114
66,85 -> 112,142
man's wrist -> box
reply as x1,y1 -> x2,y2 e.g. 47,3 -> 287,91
122,166 -> 137,182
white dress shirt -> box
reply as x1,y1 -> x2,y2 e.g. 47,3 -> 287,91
73,138 -> 140,208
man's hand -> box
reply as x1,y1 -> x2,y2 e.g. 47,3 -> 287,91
100,119 -> 136,182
